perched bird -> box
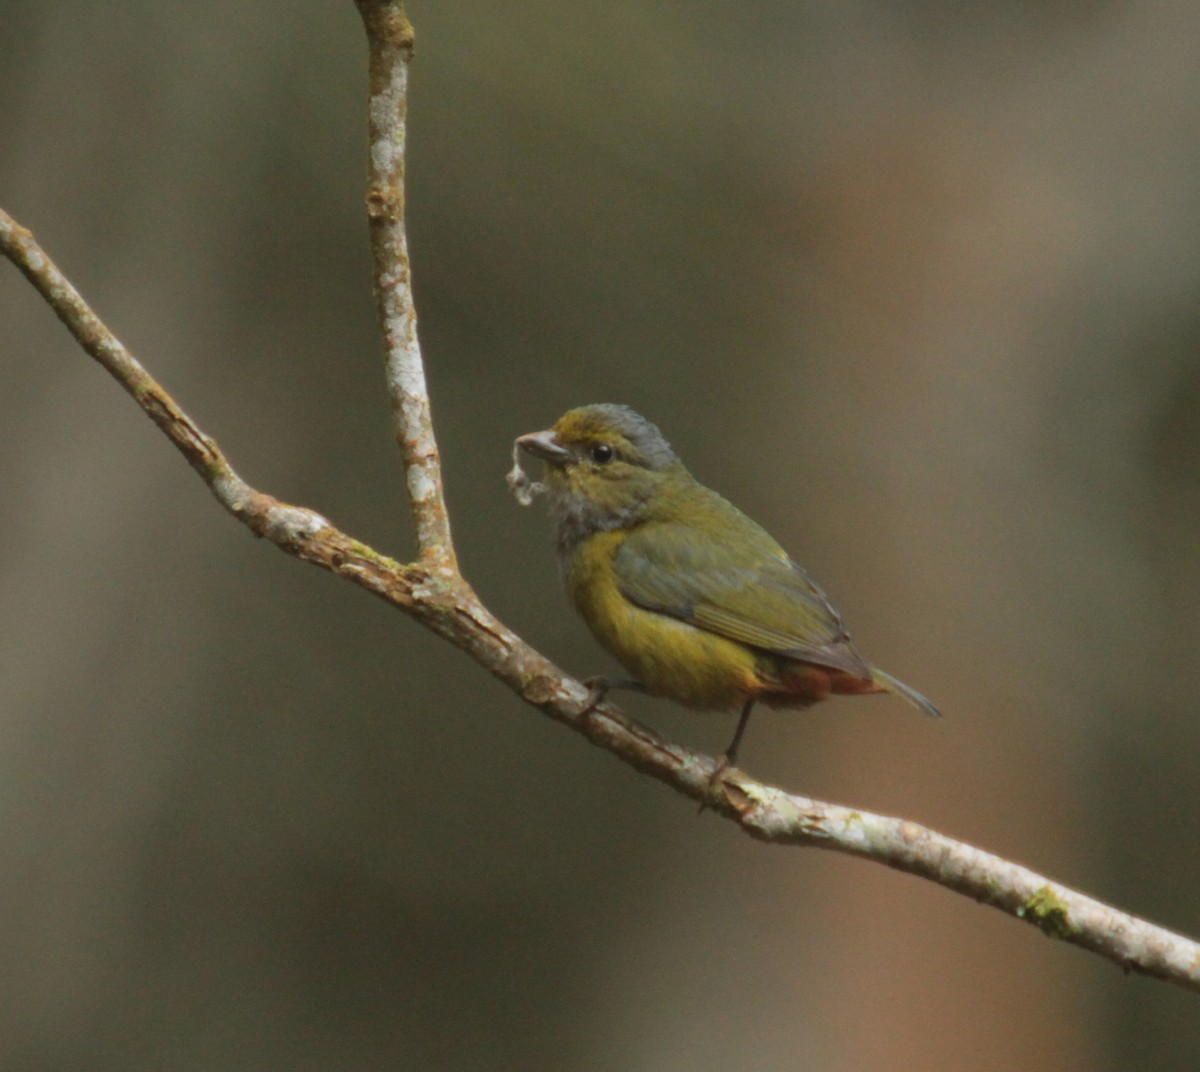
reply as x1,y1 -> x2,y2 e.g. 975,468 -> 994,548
510,403 -> 939,768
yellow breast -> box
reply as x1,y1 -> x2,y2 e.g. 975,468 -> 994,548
563,530 -> 762,711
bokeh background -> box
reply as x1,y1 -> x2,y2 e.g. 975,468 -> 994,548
3,2 -> 1200,1069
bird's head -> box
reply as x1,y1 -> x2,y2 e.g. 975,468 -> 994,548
515,403 -> 683,551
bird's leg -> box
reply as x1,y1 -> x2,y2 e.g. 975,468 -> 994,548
713,698 -> 756,778
697,698 -> 756,814
579,676 -> 646,716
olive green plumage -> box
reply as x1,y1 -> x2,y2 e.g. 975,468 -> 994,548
516,403 -> 938,763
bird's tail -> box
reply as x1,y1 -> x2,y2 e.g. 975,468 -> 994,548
871,668 -> 942,719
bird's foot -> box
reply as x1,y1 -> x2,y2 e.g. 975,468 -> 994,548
697,751 -> 737,815
579,676 -> 611,717
578,676 -> 646,718
697,698 -> 753,814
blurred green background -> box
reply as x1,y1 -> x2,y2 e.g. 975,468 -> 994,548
3,2 -> 1200,1069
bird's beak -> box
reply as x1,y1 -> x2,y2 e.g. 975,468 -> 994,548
516,430 -> 572,466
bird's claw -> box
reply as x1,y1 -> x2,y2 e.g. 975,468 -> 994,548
578,676 -> 648,718
696,752 -> 735,815
579,676 -> 611,717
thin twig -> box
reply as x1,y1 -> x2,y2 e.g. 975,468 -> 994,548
355,0 -> 456,575
3,0 -> 1199,996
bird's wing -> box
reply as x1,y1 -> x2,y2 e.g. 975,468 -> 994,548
612,522 -> 871,678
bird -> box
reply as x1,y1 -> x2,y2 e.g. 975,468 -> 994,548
510,403 -> 939,770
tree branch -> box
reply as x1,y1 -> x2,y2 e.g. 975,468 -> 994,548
2,0 -> 1198,996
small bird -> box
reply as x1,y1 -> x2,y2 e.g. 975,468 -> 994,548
510,403 -> 939,769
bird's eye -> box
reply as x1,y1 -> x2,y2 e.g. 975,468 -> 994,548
589,443 -> 615,464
